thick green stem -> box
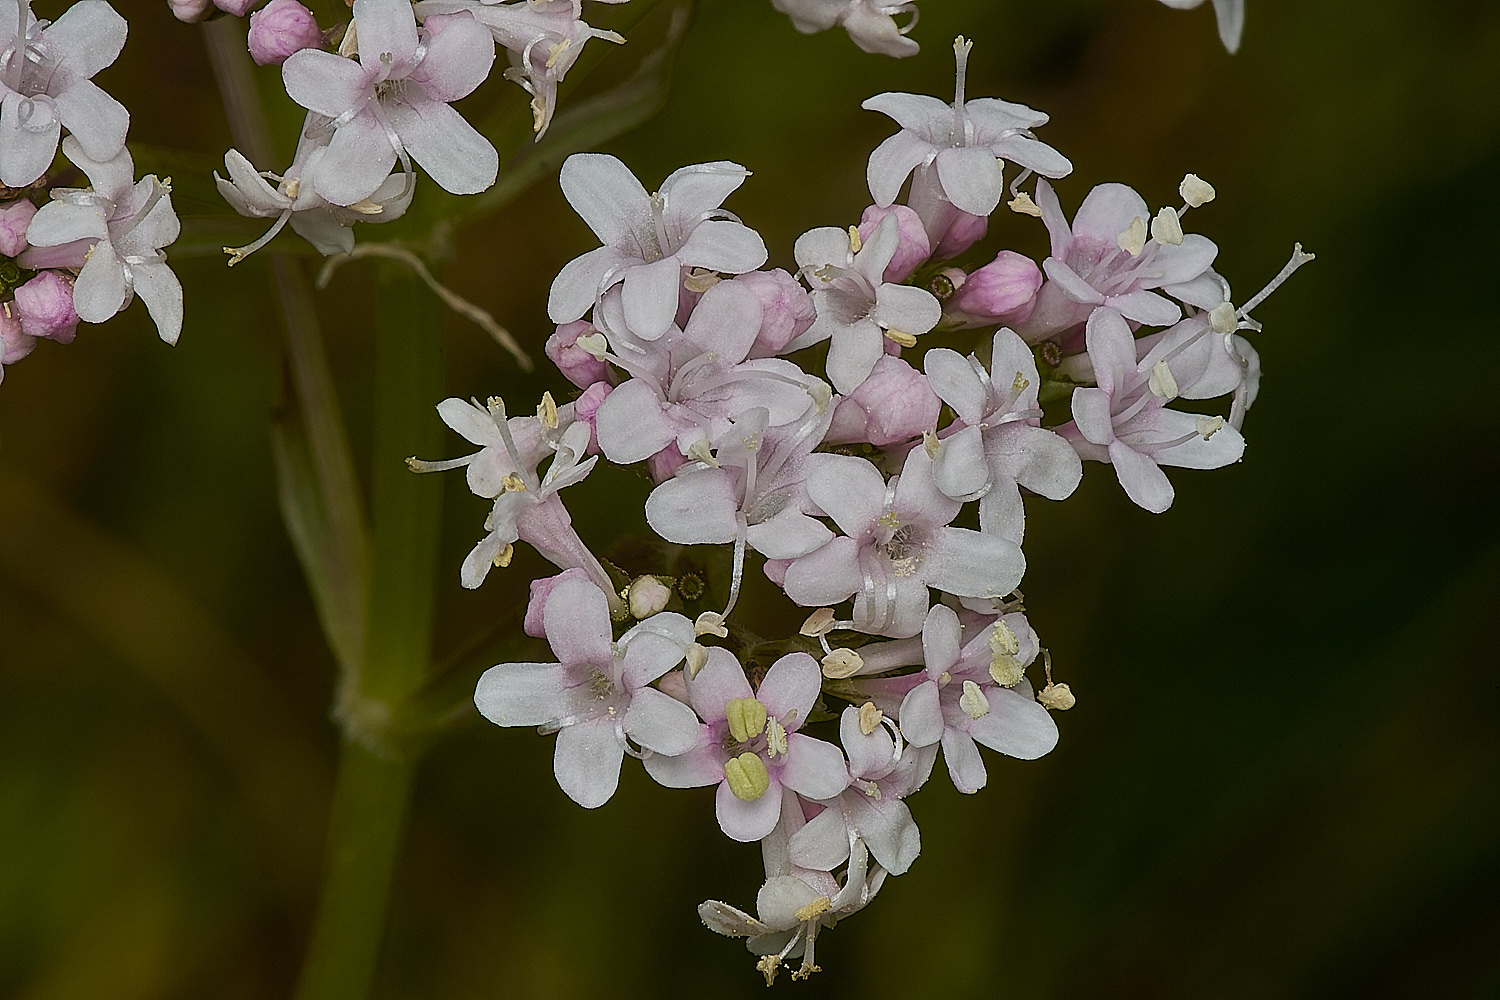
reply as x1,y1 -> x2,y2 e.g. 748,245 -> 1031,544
293,741 -> 416,1000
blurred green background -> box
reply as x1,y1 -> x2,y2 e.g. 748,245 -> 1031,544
2,0 -> 1498,996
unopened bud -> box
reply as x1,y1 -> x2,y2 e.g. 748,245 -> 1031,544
247,0 -> 325,65
948,251 -> 1043,326
821,648 -> 864,679
858,205 -> 932,282
1180,173 -> 1217,208
627,575 -> 671,619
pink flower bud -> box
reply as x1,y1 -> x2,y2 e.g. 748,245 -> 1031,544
858,205 -> 930,282
928,204 -> 988,260
572,380 -> 611,455
1,301 -> 37,367
523,567 -> 592,638
735,269 -> 814,358
948,251 -> 1043,326
0,198 -> 37,258
247,0 -> 323,65
214,0 -> 261,17
167,0 -> 212,22
15,271 -> 80,344
762,558 -> 792,587
545,319 -> 608,388
647,444 -> 687,484
824,355 -> 940,447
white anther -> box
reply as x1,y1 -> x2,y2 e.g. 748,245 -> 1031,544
1008,191 -> 1043,217
766,717 -> 789,758
958,680 -> 990,720
800,608 -> 837,637
537,391 -> 558,429
1195,415 -> 1224,440
821,648 -> 864,679
694,611 -> 728,638
1151,206 -> 1184,246
923,430 -> 942,460
684,642 -> 708,678
1209,301 -> 1238,334
858,702 -> 884,736
574,332 -> 608,359
1180,173 -> 1216,208
686,440 -> 718,467
1148,359 -> 1179,399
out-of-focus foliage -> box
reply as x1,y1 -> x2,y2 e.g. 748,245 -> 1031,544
2,0 -> 1498,997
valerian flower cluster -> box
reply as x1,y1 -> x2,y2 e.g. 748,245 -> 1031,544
415,33 -> 1308,984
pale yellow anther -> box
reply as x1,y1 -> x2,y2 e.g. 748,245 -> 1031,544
800,608 -> 836,637
937,670 -> 952,687
347,197 -> 384,215
1039,682 -> 1076,711
1148,359 -> 1179,399
1012,371 -> 1031,394
725,697 -> 768,743
757,955 -> 781,987
878,511 -> 901,529
574,332 -> 608,359
990,653 -> 1024,687
627,575 -> 671,619
284,177 -> 301,198
806,379 -> 833,415
959,679 -> 990,720
683,268 -> 721,293
858,701 -> 884,735
884,328 -> 918,349
493,543 -> 514,569
684,642 -> 708,678
847,225 -> 863,254
923,430 -> 942,460
1180,173 -> 1216,208
1117,217 -> 1148,257
1195,415 -> 1225,440
544,36 -> 571,69
1008,191 -> 1043,217
1209,301 -> 1238,334
694,611 -> 728,637
723,752 -> 770,801
989,620 -> 1020,656
537,391 -> 558,429
821,648 -> 864,679
1151,206 -> 1184,246
500,473 -> 528,493
794,896 -> 832,923
529,95 -> 546,133
686,439 -> 718,467
766,717 -> 789,758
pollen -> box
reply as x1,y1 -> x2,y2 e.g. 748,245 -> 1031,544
794,896 -> 832,923
723,752 -> 770,801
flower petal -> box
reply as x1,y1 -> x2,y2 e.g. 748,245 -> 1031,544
474,661 -> 567,726
385,97 -> 497,196
779,734 -> 850,800
716,777 -> 783,842
553,715 -> 623,808
623,686 -> 702,756
559,152 -> 650,247
542,576 -> 612,667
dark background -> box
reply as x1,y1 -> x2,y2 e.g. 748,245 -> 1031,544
2,0 -> 1497,996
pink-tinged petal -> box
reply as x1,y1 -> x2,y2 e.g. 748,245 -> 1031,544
824,317 -> 885,394
1109,440 -> 1174,513
474,661 -> 568,726
935,145 -> 1004,217
853,569 -> 931,639
0,93 -> 60,188
1043,257 -> 1106,306
779,733 -> 849,800
874,282 -> 941,337
1034,180 -> 1071,258
1084,307 -> 1139,395
620,612 -> 694,688
1148,410 -> 1246,470
990,329 -> 1042,404
353,0 -> 419,69
806,454 -> 885,536
660,161 -> 749,237
282,49 -> 368,116
841,2 -> 920,57
991,133 -> 1072,178
1108,289 -> 1181,328
594,378 -> 675,464
846,794 -> 920,874
745,509 -> 832,560
782,536 -> 863,607
897,680 -> 943,747
989,423 -> 1083,500
435,397 -> 502,446
860,92 -> 952,143
675,218 -> 768,275
553,716 -> 622,809
45,0 -> 127,78
644,470 -> 739,544
547,245 -> 628,323
928,527 -> 1025,599
923,347 -> 987,423
558,152 -> 650,248
680,278 -> 762,365
409,12 -> 493,101
53,79 -> 128,162
840,707 -> 897,779
385,97 -> 497,196
1072,182 -> 1150,242
933,424 -> 989,500
22,201 -> 108,248
686,646 -> 752,722
459,528 -> 508,588
757,652 -> 820,727
855,213 -> 900,283
967,687 -> 1059,760
1071,387 -> 1116,446
893,446 -> 961,527
1151,233 -> 1219,285
641,738 -> 721,788
941,727 -> 987,793
699,899 -> 769,938
291,209 -> 355,255
793,225 -> 852,269
717,777 -> 784,843
977,477 -> 1025,545
542,576 -> 612,667
71,240 -> 126,322
920,604 -> 961,674
313,114 -> 396,206
623,686 -> 702,756
788,804 -> 851,870
131,262 -> 183,346
621,256 -> 682,341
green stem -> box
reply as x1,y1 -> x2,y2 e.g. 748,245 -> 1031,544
293,741 -> 416,1000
